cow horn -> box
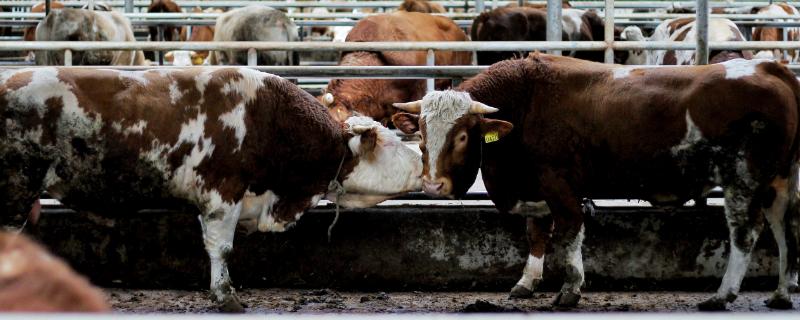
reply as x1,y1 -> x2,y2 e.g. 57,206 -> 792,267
350,124 -> 374,134
323,93 -> 334,106
392,100 -> 422,113
468,101 -> 499,114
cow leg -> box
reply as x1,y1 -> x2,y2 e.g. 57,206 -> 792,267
510,215 -> 553,299
539,178 -> 584,308
199,203 -> 244,313
786,166 -> 800,293
764,177 -> 793,309
698,187 -> 764,311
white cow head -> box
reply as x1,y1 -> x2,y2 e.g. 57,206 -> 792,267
333,116 -> 423,207
620,26 -> 648,65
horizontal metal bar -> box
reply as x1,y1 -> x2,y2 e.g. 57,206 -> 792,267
0,40 -> 611,51
7,41 -> 800,52
0,12 -> 481,19
0,65 -> 489,78
0,1 -> 792,9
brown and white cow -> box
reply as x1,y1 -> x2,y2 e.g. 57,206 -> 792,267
165,7 -> 222,66
397,0 -> 446,13
620,18 -> 752,65
35,9 -> 146,65
0,232 -> 110,312
209,5 -> 299,66
471,7 -> 624,65
752,3 -> 800,62
393,54 -> 800,310
22,1 -> 66,62
0,67 -> 422,312
322,11 -> 471,124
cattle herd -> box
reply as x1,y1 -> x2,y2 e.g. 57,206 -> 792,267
2,0 -> 800,314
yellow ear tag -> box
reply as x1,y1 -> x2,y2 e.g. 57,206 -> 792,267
484,131 -> 500,143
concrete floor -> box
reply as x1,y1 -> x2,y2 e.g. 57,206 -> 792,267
107,289 -> 796,313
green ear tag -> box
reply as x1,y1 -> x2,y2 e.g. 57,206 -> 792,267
484,131 -> 500,143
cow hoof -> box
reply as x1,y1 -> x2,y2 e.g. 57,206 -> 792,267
509,285 -> 533,299
697,297 -> 727,311
766,294 -> 793,310
218,296 -> 246,313
552,291 -> 580,308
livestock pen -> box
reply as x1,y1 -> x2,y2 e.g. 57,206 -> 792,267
1,0 -> 800,314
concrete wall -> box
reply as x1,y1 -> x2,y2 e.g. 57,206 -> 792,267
7,204 -> 782,291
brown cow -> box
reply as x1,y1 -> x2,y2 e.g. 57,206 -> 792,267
752,3 -> 800,62
471,7 -> 624,65
0,67 -> 422,312
393,54 -> 800,310
322,11 -> 471,124
0,232 -> 110,312
165,7 -> 222,66
22,1 -> 66,61
147,0 -> 184,42
397,0 -> 446,13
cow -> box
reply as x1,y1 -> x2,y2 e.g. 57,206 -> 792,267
620,18 -> 752,65
209,5 -> 299,66
751,3 -> 800,62
34,9 -> 146,66
392,53 -> 800,311
147,0 -> 183,42
0,232 -> 110,312
397,0 -> 446,13
471,7 -> 625,65
165,7 -> 222,66
22,1 -> 66,62
0,67 -> 423,312
321,11 -> 471,124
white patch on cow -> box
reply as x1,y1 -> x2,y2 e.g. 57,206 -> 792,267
42,166 -> 61,189
612,67 -> 632,79
309,193 -> 325,208
118,70 -> 149,85
723,59 -> 770,79
516,254 -> 545,290
561,9 -> 586,46
715,237 -> 753,299
239,190 -> 286,233
168,113 -> 219,204
671,110 -> 704,155
199,200 -> 242,303
123,120 -> 147,136
340,116 -> 423,202
633,18 -> 745,65
418,91 -> 472,180
169,81 -> 184,105
562,225 -> 586,291
194,70 -> 214,98
218,103 -> 247,150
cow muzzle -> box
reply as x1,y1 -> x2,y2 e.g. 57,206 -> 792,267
422,177 -> 449,197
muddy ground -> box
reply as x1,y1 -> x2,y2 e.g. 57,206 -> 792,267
108,289 -> 796,313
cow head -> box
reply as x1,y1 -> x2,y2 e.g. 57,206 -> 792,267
165,50 -> 206,66
333,116 -> 423,207
619,26 -> 647,65
392,91 -> 512,198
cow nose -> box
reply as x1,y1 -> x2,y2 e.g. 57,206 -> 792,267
423,180 -> 443,196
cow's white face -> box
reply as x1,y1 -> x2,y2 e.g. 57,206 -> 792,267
334,116 -> 423,207
620,26 -> 648,65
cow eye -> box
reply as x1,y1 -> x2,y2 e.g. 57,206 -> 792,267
459,134 -> 467,142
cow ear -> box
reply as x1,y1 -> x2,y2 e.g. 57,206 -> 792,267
392,113 -> 420,134
480,119 -> 513,142
358,127 -> 379,158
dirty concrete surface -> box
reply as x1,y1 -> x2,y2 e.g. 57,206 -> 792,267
107,289 -> 794,313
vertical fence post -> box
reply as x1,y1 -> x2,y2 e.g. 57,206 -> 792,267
695,0 -> 709,65
125,0 -> 133,13
156,25 -> 164,65
88,0 -> 94,10
604,0 -> 615,63
547,0 -> 562,55
426,49 -> 435,92
247,48 -> 257,66
45,0 -> 51,15
475,0 -> 485,12
64,49 -> 72,66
